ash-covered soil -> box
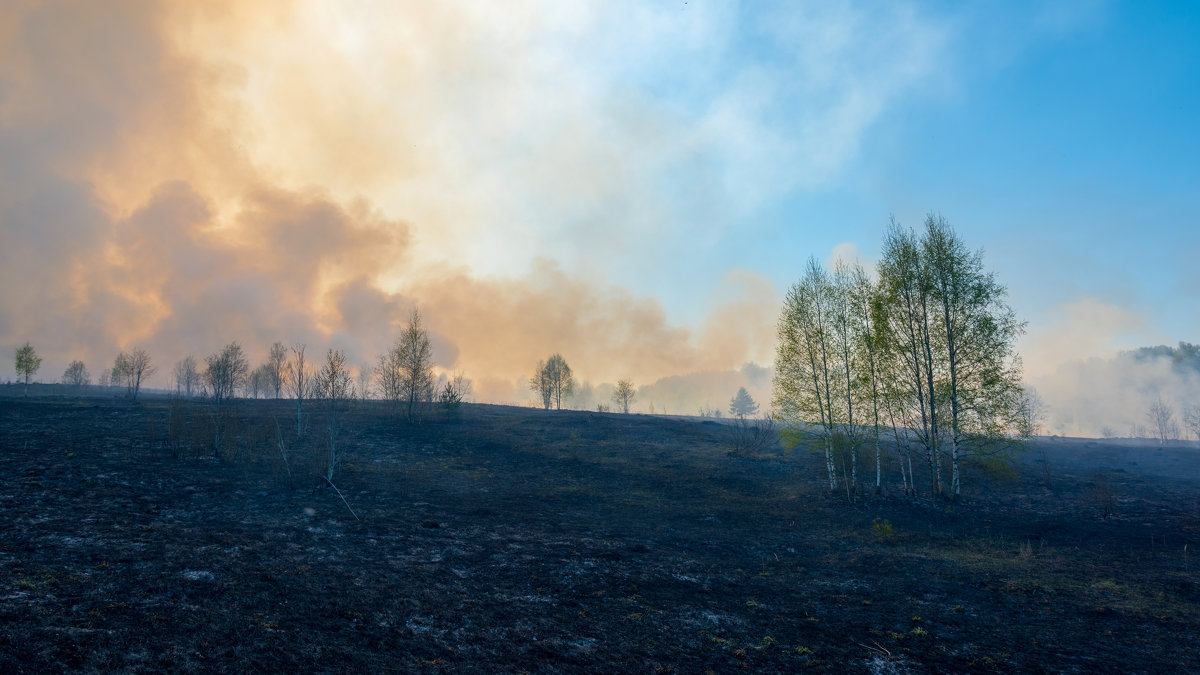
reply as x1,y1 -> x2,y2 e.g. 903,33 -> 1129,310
1,395 -> 1197,673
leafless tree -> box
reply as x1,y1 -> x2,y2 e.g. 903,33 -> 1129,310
356,363 -> 373,401
173,356 -> 200,397
249,363 -> 274,399
204,342 -> 249,457
1182,404 -> 1200,442
613,379 -> 637,414
288,344 -> 312,436
116,348 -> 156,401
1146,396 -> 1177,445
267,341 -> 288,398
398,309 -> 434,419
530,360 -> 552,410
316,348 -> 353,482
62,360 -> 90,387
1016,386 -> 1047,438
375,347 -> 403,409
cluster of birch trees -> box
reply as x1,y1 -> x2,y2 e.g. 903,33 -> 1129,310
773,216 -> 1025,501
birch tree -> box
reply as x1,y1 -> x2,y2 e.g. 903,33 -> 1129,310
15,343 -> 41,395
204,342 -> 249,458
62,360 -> 90,387
173,356 -> 199,397
924,215 -> 1025,498
288,344 -> 312,436
267,342 -> 288,398
850,264 -> 885,492
530,360 -> 553,409
613,379 -> 637,414
876,223 -> 942,496
773,258 -> 839,491
317,348 -> 353,481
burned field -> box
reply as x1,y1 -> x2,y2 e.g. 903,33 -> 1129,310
1,396 -> 1198,673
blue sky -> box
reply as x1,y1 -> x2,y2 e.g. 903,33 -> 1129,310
626,1 -> 1200,373
1,0 -> 1197,404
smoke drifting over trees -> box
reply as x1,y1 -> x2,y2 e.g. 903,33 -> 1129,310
1033,342 -> 1200,439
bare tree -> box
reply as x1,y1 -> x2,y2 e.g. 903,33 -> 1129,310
613,379 -> 637,414
204,342 -> 249,457
15,342 -> 42,396
288,344 -> 312,436
173,356 -> 200,397
316,348 -> 353,482
267,341 -> 288,398
117,348 -> 156,401
398,309 -> 434,420
728,386 -> 758,418
356,363 -> 373,401
530,360 -> 553,410
1016,386 -> 1047,438
530,354 -> 574,410
62,360 -> 90,387
1183,404 -> 1200,442
249,363 -> 274,399
375,347 -> 403,410
1146,396 -> 1177,445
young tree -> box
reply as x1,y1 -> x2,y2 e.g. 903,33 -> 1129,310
1016,386 -> 1047,438
398,309 -> 434,420
923,215 -> 1024,499
729,387 -> 759,418
112,352 -> 131,394
1146,396 -> 1176,445
288,344 -> 312,436
204,342 -> 249,458
530,355 -> 574,410
116,348 -> 156,401
849,263 -> 885,492
62,360 -> 90,387
875,223 -> 941,497
356,363 -> 373,401
613,379 -> 637,414
773,258 -> 839,491
375,346 -> 403,410
1183,404 -> 1200,442
316,348 -> 353,481
15,342 -> 42,395
315,348 -> 353,402
173,356 -> 200,397
249,363 -> 274,399
530,359 -> 553,409
267,342 -> 288,398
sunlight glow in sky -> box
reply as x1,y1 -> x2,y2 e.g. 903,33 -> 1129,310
1,0 -> 1197,413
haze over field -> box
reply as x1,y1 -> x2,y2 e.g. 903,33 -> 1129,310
1,1 -> 1197,431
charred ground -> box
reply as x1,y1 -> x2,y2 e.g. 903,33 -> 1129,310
1,394 -> 1198,673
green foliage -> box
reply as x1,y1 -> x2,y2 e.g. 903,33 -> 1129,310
872,518 -> 894,540
14,342 -> 42,391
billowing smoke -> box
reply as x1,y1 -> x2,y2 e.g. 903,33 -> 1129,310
0,1 -> 782,399
1034,345 -> 1200,439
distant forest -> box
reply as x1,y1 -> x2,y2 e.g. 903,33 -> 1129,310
1125,342 -> 1200,373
